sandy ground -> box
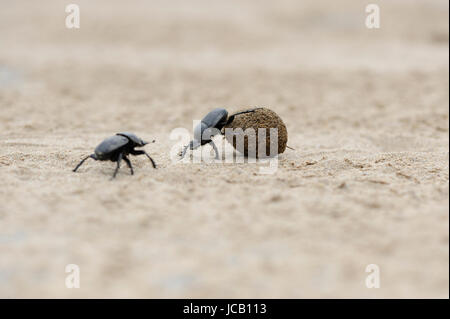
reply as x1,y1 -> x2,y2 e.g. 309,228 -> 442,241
0,0 -> 448,298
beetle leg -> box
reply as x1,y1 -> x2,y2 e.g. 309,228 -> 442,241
179,144 -> 190,159
179,140 -> 201,159
131,150 -> 157,168
123,155 -> 134,175
208,140 -> 220,160
145,151 -> 157,168
112,153 -> 123,178
73,154 -> 96,172
226,108 -> 261,125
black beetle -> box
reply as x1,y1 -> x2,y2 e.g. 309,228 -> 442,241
73,132 -> 157,178
180,107 -> 259,159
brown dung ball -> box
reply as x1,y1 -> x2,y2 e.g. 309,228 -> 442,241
224,107 -> 288,158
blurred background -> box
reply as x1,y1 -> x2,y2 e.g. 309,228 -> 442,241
1,0 -> 448,133
0,0 -> 448,298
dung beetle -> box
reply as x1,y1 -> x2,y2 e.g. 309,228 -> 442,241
73,132 -> 157,178
180,107 -> 260,159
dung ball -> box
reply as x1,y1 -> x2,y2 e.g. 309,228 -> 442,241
224,107 -> 288,158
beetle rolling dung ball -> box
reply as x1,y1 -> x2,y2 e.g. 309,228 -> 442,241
224,107 -> 288,158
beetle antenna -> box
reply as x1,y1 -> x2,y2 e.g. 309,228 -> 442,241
286,145 -> 295,150
142,139 -> 155,146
